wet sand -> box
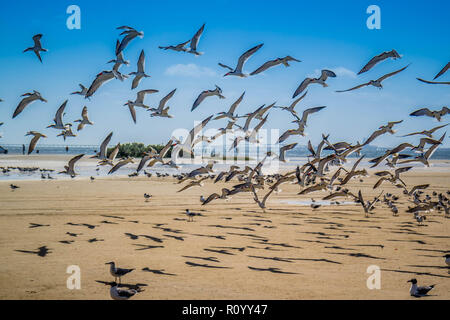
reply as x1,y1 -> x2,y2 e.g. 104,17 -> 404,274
0,167 -> 449,299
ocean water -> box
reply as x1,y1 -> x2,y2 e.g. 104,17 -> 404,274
1,144 -> 449,181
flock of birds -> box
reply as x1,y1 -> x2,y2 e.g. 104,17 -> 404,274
2,24 -> 450,299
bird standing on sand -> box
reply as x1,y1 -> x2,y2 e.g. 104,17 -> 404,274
23,34 -> 47,62
407,279 -> 435,297
105,262 -> 134,283
185,209 -> 199,222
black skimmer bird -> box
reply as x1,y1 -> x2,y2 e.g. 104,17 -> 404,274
129,50 -> 150,90
336,65 -> 409,92
47,100 -> 70,130
191,86 -> 225,111
23,34 -> 47,62
219,43 -> 263,77
357,49 -> 401,75
74,106 -> 94,131
13,91 -> 47,118
293,70 -> 336,98
25,131 -> 47,154
250,55 -> 300,75
409,106 -> 449,122
185,209 -> 199,222
116,26 -> 144,56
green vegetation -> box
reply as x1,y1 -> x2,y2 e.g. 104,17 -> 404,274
107,142 -> 173,158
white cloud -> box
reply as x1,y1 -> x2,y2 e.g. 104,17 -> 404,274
164,63 -> 217,78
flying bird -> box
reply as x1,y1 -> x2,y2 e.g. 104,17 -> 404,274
92,132 -> 113,160
357,49 -> 401,75
149,89 -> 176,118
108,158 -> 134,174
116,26 -> 144,56
70,84 -> 88,97
129,50 -> 150,90
23,34 -> 47,62
25,131 -> 47,154
416,78 -> 450,85
214,91 -> 244,121
85,71 -> 117,99
159,40 -> 190,52
409,107 -> 449,122
13,91 -> 47,118
186,24 -> 205,56
59,154 -> 84,177
191,85 -> 225,111
250,55 -> 301,75
74,106 -> 94,131
218,43 -> 264,77
336,65 -> 409,92
124,89 -> 158,123
47,100 -> 69,130
433,62 -> 450,80
293,70 -> 336,98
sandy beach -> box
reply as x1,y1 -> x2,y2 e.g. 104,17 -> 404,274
0,159 -> 449,300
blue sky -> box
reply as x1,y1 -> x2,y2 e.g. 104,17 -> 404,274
0,0 -> 449,149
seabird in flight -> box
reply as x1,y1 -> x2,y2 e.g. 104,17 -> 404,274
149,89 -> 176,118
129,50 -> 150,90
433,62 -> 450,80
23,34 -> 47,62
92,132 -> 113,160
70,84 -> 88,97
47,100 -> 69,130
293,70 -> 336,98
74,106 -> 94,131
409,106 -> 449,122
186,24 -> 205,56
116,26 -> 144,56
191,85 -> 225,111
59,154 -> 84,177
250,55 -> 301,75
85,71 -> 117,99
357,49 -> 401,75
13,91 -> 47,118
336,65 -> 409,92
218,43 -> 264,77
25,131 -> 47,154
214,91 -> 244,121
124,89 -> 158,123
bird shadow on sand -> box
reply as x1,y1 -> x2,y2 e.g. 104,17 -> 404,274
182,255 -> 220,263
247,266 -> 299,274
185,261 -> 231,269
204,248 -> 235,255
15,246 -> 51,257
142,267 -> 176,276
327,252 -> 385,260
381,269 -> 450,279
133,244 -> 164,250
95,280 -> 147,291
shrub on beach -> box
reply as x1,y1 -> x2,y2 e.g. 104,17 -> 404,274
107,143 -> 172,158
